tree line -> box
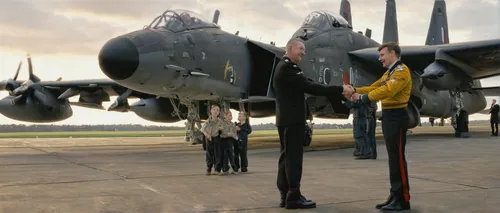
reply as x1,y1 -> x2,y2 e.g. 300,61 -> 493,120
0,119 -> 491,132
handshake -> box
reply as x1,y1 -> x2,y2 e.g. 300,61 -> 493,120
342,84 -> 361,102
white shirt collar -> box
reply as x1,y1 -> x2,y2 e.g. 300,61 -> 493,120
388,61 -> 397,70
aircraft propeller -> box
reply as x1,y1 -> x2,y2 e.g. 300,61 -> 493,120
0,61 -> 22,94
0,53 -> 61,106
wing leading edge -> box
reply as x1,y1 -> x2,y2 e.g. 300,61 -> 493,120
349,39 -> 500,79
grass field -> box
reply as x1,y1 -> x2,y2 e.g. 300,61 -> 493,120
0,125 -> 490,139
0,128 -> 353,139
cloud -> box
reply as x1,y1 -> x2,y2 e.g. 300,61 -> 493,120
0,0 -> 130,55
0,0 -> 498,55
447,0 -> 500,41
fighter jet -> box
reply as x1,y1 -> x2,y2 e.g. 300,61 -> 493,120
0,2 -> 499,143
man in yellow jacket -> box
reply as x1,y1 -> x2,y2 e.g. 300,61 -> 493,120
345,42 -> 412,211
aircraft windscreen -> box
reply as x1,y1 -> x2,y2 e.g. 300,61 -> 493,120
302,11 -> 350,30
302,12 -> 330,29
324,11 -> 350,28
149,9 -> 218,31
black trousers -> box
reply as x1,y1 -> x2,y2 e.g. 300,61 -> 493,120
233,139 -> 248,170
221,138 -> 237,172
381,108 -> 410,203
210,136 -> 222,172
205,136 -> 218,171
277,124 -> 305,200
490,120 -> 498,135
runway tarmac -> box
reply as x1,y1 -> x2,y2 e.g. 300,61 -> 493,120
0,128 -> 498,213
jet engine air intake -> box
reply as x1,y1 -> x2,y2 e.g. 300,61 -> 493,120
420,61 -> 463,90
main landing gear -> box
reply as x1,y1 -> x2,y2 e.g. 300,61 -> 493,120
450,90 -> 470,138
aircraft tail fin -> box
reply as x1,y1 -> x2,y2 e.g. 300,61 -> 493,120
339,0 -> 352,27
382,0 -> 399,43
425,0 -> 449,45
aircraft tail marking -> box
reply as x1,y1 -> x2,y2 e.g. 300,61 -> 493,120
425,0 -> 449,45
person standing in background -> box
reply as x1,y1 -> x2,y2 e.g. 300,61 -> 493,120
489,99 -> 499,136
235,111 -> 252,173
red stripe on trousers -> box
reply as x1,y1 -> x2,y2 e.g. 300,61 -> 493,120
399,128 -> 410,202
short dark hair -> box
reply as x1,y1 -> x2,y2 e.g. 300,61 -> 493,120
378,42 -> 401,57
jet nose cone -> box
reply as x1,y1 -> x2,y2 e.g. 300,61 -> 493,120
98,36 -> 139,80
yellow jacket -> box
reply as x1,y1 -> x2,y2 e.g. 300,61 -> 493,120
355,62 -> 412,109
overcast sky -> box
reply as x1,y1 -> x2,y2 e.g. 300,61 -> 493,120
0,0 -> 499,126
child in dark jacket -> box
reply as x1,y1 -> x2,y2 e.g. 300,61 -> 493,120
234,111 -> 252,172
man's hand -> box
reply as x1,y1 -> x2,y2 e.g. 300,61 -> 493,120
350,93 -> 361,102
343,84 -> 354,99
203,133 -> 212,141
236,126 -> 240,131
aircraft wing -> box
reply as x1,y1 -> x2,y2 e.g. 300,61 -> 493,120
471,86 -> 500,97
38,78 -> 153,99
476,109 -> 491,115
34,78 -> 156,111
349,39 -> 500,79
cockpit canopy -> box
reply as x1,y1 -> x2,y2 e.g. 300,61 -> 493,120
301,11 -> 351,30
148,9 -> 219,32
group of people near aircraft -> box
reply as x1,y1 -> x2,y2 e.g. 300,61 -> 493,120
200,104 -> 252,175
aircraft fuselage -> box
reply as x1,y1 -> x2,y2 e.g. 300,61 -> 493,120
97,9 -> 487,128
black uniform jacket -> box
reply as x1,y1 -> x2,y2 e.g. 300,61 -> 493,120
490,104 -> 499,121
273,56 -> 345,126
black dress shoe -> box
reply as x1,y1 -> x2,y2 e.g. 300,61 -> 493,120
375,195 -> 394,209
280,195 -> 311,208
285,198 -> 316,209
380,199 -> 410,211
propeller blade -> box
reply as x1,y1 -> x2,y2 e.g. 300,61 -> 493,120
11,95 -> 26,105
14,61 -> 22,80
26,53 -> 41,83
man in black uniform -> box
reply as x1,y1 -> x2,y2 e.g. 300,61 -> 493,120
273,38 -> 346,209
346,42 -> 412,211
489,99 -> 499,136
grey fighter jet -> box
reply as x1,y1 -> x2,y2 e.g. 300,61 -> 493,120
0,3 -> 499,144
